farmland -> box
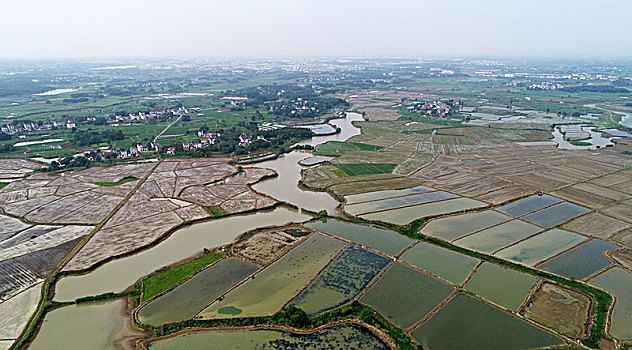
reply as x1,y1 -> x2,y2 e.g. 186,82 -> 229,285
3,58 -> 632,350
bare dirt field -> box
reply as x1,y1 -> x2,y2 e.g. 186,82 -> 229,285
0,159 -> 41,179
522,283 -> 591,339
233,226 -> 311,265
562,212 -> 631,240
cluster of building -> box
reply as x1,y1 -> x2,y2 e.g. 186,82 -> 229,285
1,120 -> 76,134
408,100 -> 460,117
269,97 -> 319,117
527,82 -> 566,91
111,106 -> 194,123
181,130 -> 221,151
100,142 -> 162,159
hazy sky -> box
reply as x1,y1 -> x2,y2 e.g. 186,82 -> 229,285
1,0 -> 631,58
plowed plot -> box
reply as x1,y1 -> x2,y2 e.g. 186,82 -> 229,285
496,194 -> 562,217
538,239 -> 619,280
0,159 -> 40,178
420,210 -> 510,241
400,242 -> 479,285
359,263 -> 454,329
411,294 -> 562,350
454,219 -> 542,253
305,218 -> 413,256
464,263 -> 537,311
562,212 -> 631,239
522,283 -> 591,339
233,227 -> 309,265
589,267 -> 632,340
146,323 -> 390,350
198,234 -> 345,319
522,202 -> 590,228
138,257 -> 258,326
290,245 -> 390,315
495,228 -> 586,266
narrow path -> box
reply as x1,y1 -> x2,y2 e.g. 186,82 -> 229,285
153,115 -> 182,143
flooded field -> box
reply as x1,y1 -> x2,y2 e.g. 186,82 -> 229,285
464,263 -> 537,311
137,257 -> 258,326
521,202 -> 590,228
305,218 -> 413,256
522,283 -> 591,339
495,228 -> 587,266
344,191 -> 456,216
420,210 -> 511,241
29,300 -> 124,350
147,323 -> 390,349
454,219 -> 542,253
400,242 -> 479,285
360,197 -> 487,225
199,234 -> 345,318
589,267 -> 632,340
496,194 -> 562,217
538,239 -> 619,280
54,208 -> 310,302
360,263 -> 454,329
411,294 -> 562,350
344,185 -> 434,205
289,245 -> 390,315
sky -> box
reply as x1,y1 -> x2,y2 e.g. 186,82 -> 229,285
1,0 -> 631,59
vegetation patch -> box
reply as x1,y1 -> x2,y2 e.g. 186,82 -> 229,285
95,175 -> 137,186
141,250 -> 227,302
350,142 -> 383,151
400,129 -> 433,134
333,163 -> 396,176
206,205 -> 228,217
0,182 -> 8,189
314,141 -> 358,156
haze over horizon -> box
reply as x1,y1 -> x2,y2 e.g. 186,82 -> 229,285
1,0 -> 632,59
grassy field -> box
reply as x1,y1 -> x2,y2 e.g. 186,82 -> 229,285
334,163 -> 397,176
350,142 -> 383,151
95,175 -> 137,187
206,205 -> 228,217
314,141 -> 359,156
141,250 -> 227,302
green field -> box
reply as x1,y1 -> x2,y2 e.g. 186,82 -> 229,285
95,175 -> 138,187
333,163 -> 396,176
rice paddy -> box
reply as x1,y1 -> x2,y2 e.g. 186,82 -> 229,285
305,218 -> 413,256
496,194 -> 562,217
494,228 -> 587,266
464,263 -> 538,311
359,263 -> 454,329
344,190 -> 457,216
411,294 -> 563,350
289,245 -> 391,315
400,242 -> 479,285
198,234 -> 345,319
538,239 -> 619,280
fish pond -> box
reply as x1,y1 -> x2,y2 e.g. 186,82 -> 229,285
521,202 -> 590,228
411,294 -> 563,350
589,267 -> 632,340
400,242 -> 479,285
494,228 -> 587,266
464,263 -> 538,311
496,194 -> 562,217
305,218 -> 413,256
198,234 -> 345,319
289,245 -> 390,315
137,257 -> 258,326
147,323 -> 390,350
359,263 -> 454,329
420,210 -> 511,241
538,239 -> 619,280
344,185 -> 434,205
360,197 -> 487,225
454,219 -> 542,253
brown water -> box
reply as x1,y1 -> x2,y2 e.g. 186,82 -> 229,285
249,112 -> 364,214
53,208 -> 311,302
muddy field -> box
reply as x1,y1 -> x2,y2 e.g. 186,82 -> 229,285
233,226 -> 310,265
0,159 -> 41,179
64,160 -> 278,272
